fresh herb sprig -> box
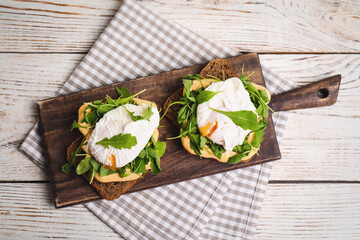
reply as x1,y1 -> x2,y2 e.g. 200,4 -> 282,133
62,136 -> 87,174
96,133 -> 137,150
71,87 -> 147,130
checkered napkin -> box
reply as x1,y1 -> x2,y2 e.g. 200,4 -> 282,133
20,0 -> 296,239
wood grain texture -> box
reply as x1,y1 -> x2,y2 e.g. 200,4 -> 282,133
259,54 -> 360,181
37,53 -> 281,207
1,183 -> 359,239
0,53 -> 84,181
255,184 -> 360,239
1,54 -> 359,181
0,0 -> 359,52
0,183 -> 121,240
269,74 -> 341,111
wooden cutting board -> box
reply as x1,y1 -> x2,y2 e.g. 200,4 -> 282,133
38,53 -> 281,208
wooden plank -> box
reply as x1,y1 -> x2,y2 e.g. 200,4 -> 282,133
1,183 -> 359,239
259,54 -> 360,181
1,54 -> 359,181
0,183 -> 121,239
0,0 -> 359,53
36,53 -> 281,207
0,53 -> 84,181
255,183 -> 360,239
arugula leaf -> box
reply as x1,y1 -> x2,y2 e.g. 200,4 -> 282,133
116,89 -> 146,105
75,157 -> 92,175
118,167 -> 131,178
182,74 -> 204,80
87,158 -> 101,184
252,128 -> 265,148
228,152 -> 246,164
125,103 -> 154,121
148,151 -> 162,175
199,135 -> 207,150
133,158 -> 147,174
210,108 -> 260,131
93,100 -> 103,105
116,86 -> 131,98
88,168 -> 96,184
177,105 -> 188,125
84,110 -> 98,124
153,141 -> 166,157
97,104 -> 116,116
71,120 -> 93,131
182,80 -> 195,102
105,95 -> 117,105
62,137 -> 86,174
99,166 -> 116,177
196,91 -> 221,104
208,142 -> 224,159
89,158 -> 100,171
260,89 -> 269,102
138,149 -> 146,158
96,133 -> 137,150
189,133 -> 202,156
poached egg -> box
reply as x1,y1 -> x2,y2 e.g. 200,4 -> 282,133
87,103 -> 160,168
196,77 -> 256,152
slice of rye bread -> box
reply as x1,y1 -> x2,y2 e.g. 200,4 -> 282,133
67,137 -> 147,200
163,59 -> 236,127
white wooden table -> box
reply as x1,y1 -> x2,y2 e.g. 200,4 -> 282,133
1,0 -> 359,239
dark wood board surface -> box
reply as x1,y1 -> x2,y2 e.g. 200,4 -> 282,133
37,53 -> 281,208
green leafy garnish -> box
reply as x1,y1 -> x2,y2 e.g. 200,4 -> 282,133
228,152 -> 246,164
116,86 -> 131,98
71,120 -> 94,131
81,87 -> 146,127
125,103 -> 154,121
116,89 -> 146,105
209,108 -> 261,131
99,166 -> 116,177
196,91 -> 221,104
62,136 -> 87,174
75,157 -> 92,175
96,133 -> 137,150
89,158 -> 101,184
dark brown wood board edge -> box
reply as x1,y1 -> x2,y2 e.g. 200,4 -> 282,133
36,53 -> 281,208
269,74 -> 341,112
37,104 -> 101,208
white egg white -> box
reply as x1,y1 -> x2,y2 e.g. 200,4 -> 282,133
196,77 -> 256,152
87,103 -> 160,168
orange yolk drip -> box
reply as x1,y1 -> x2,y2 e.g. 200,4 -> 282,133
199,121 -> 218,137
109,154 -> 116,167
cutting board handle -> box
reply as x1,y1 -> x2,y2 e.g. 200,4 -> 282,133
268,74 -> 341,112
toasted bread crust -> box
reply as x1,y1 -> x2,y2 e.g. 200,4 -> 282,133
199,59 -> 236,80
67,136 -> 145,200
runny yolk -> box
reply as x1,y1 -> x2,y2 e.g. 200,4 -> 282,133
108,154 -> 116,167
199,121 -> 218,137
208,121 -> 218,137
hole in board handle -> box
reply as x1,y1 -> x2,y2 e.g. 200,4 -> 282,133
317,88 -> 329,99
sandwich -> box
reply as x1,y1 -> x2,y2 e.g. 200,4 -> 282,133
62,87 -> 166,200
164,59 -> 271,164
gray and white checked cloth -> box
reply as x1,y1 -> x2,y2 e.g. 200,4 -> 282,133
20,0 -> 296,239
